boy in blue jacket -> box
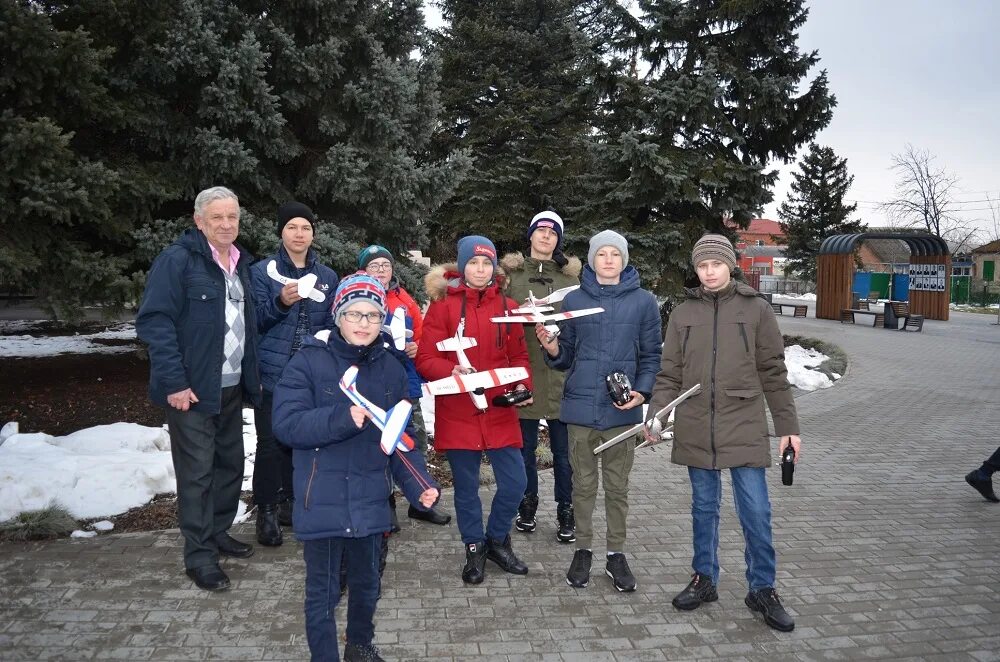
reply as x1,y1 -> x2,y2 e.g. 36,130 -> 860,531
273,272 -> 440,662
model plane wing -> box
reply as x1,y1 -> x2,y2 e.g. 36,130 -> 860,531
422,367 -> 529,397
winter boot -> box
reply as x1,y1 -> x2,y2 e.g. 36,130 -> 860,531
277,498 -> 294,527
486,535 -> 529,575
555,503 -> 576,543
462,542 -> 487,584
343,642 -> 385,662
388,494 -> 401,533
514,493 -> 539,533
255,503 -> 283,547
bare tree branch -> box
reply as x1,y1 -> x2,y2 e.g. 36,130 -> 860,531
880,144 -> 963,244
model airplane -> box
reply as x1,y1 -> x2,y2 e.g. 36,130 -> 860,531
381,307 -> 413,351
339,365 -> 416,456
491,287 -> 603,339
424,320 -> 529,411
266,260 -> 326,303
593,384 -> 702,454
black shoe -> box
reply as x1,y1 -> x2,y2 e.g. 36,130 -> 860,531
746,588 -> 795,632
605,553 -> 637,592
214,532 -> 254,559
343,642 -> 385,662
462,542 -> 487,584
566,549 -> 592,588
515,493 -> 538,533
556,503 -> 576,543
672,573 -> 718,610
407,504 -> 452,525
277,498 -> 294,527
255,504 -> 283,547
185,564 -> 230,591
388,494 -> 401,533
486,535 -> 529,575
965,471 -> 999,503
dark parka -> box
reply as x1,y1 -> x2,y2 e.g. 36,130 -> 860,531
250,245 -> 339,392
649,281 -> 800,470
545,264 -> 662,431
136,228 -> 262,413
500,251 -> 582,420
415,264 -> 532,451
271,331 -> 439,540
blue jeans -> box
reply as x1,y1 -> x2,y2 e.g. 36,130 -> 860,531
519,418 -> 572,505
446,447 -> 527,545
302,535 -> 381,662
688,466 -> 776,591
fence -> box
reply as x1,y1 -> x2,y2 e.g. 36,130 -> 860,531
950,276 -> 1000,306
756,276 -> 814,295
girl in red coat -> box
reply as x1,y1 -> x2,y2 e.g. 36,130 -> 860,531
416,235 -> 534,584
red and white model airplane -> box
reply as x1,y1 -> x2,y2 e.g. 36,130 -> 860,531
491,286 -> 603,339
339,365 -> 416,456
423,320 -> 529,411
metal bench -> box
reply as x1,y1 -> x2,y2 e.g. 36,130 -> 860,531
841,308 -> 885,327
771,303 -> 808,318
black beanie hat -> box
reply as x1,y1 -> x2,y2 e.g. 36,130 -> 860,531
276,201 -> 316,237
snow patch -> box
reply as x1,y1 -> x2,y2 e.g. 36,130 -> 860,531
70,530 -> 97,538
784,345 -> 836,391
0,324 -> 138,357
91,520 -> 114,532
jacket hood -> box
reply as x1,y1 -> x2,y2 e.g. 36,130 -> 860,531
424,262 -> 508,302
580,263 -> 641,297
500,252 -> 582,279
304,327 -> 386,364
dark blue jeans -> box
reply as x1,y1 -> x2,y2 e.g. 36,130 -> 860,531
519,418 -> 572,506
688,466 -> 776,591
446,447 -> 527,545
303,535 -> 381,662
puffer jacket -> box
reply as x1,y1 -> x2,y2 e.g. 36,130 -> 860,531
250,245 -> 338,392
137,228 -> 262,413
649,281 -> 800,470
545,264 -> 661,430
415,264 -> 532,451
271,330 -> 439,540
500,251 -> 581,420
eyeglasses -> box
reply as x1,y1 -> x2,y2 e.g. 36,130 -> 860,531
342,310 -> 386,324
365,261 -> 392,273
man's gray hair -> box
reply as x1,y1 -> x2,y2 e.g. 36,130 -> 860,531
194,186 -> 239,216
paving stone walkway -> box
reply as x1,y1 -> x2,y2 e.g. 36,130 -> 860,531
2,310 -> 998,661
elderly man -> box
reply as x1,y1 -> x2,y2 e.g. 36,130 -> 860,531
137,186 -> 262,591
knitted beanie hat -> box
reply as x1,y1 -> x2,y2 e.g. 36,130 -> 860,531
331,272 -> 387,323
457,235 -> 498,272
587,230 -> 629,270
276,201 -> 315,237
526,210 -> 564,247
691,234 -> 737,271
358,245 -> 394,270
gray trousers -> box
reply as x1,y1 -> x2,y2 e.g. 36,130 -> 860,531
165,385 -> 245,569
568,424 -> 635,551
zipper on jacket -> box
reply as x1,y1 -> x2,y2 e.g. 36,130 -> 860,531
303,454 -> 318,510
738,322 -> 749,353
710,297 -> 719,469
682,326 -> 691,356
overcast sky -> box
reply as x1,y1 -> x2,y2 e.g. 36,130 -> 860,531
424,1 -> 999,240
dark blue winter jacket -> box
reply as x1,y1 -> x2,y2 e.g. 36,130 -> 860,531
545,264 -> 662,430
271,330 -> 439,540
136,228 -> 262,413
250,246 -> 338,392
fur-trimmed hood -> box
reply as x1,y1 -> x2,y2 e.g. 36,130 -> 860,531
499,252 -> 582,279
424,263 -> 508,302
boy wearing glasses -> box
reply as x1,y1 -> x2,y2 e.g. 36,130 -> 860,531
273,272 -> 440,662
359,245 -> 452,527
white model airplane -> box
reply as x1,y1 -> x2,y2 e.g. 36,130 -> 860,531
593,384 -> 702,454
491,287 -> 603,338
381,307 -> 413,351
424,321 -> 529,411
266,260 -> 326,303
339,365 -> 416,455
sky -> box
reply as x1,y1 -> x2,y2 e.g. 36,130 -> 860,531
424,1 -> 1000,241
0,322 -> 834,525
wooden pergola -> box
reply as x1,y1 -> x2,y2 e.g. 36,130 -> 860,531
816,233 -> 951,321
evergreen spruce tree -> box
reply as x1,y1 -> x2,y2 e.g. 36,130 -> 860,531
778,143 -> 862,283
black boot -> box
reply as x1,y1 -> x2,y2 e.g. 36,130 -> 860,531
277,497 -> 294,527
556,503 -> 576,543
343,642 -> 385,662
514,493 -> 538,533
745,588 -> 795,632
255,503 -> 283,547
486,535 -> 529,575
388,493 -> 401,533
672,573 -> 718,611
462,542 -> 487,584
407,504 -> 452,525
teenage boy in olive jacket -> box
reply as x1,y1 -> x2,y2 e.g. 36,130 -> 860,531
648,234 -> 801,632
501,210 -> 581,543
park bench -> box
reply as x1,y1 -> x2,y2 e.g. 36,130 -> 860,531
840,307 -> 885,327
771,302 -> 808,317
886,301 -> 924,332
